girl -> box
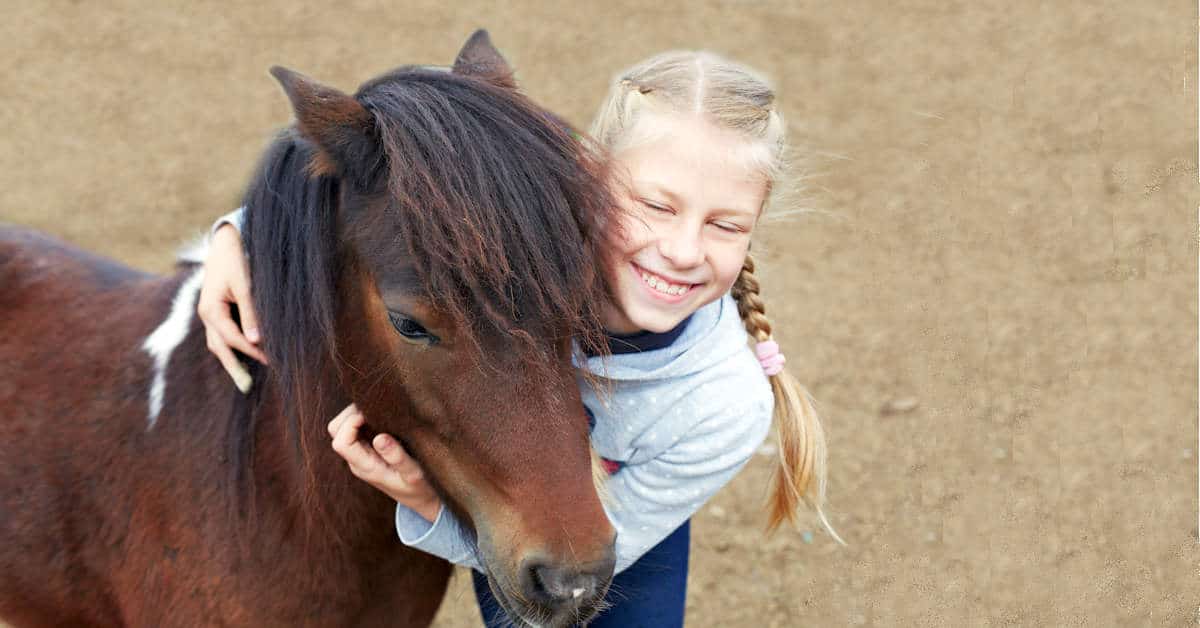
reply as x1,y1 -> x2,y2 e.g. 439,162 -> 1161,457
198,50 -> 837,627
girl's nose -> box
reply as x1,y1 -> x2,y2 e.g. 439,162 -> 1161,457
658,227 -> 704,268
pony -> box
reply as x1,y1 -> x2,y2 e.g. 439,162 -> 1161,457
0,30 -> 618,628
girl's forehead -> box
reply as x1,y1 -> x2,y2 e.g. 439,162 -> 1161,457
625,111 -> 753,156
624,113 -> 766,174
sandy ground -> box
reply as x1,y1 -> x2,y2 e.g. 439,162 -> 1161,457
1,1 -> 1196,626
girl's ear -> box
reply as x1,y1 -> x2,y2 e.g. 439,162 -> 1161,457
269,66 -> 377,178
451,29 -> 517,89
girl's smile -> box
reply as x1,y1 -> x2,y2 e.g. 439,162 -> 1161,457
631,261 -> 700,302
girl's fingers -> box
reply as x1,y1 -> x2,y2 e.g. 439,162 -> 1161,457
231,283 -> 264,347
373,434 -> 425,484
205,329 -> 252,394
333,436 -> 379,469
373,433 -> 408,466
212,312 -> 269,365
331,404 -> 365,447
327,404 -> 359,438
332,412 -> 387,474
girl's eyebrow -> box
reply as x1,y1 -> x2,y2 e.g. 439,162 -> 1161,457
634,181 -> 682,205
705,210 -> 753,222
710,206 -> 759,219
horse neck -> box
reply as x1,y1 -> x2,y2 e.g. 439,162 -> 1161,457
244,373 -> 399,555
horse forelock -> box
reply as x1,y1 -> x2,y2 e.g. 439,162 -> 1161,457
353,68 -> 619,364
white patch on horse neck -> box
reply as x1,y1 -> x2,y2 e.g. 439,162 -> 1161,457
142,267 -> 205,429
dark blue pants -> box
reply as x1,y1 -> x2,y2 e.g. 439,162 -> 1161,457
473,520 -> 691,628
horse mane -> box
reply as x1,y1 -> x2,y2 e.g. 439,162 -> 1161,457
231,66 -> 618,519
235,131 -> 343,524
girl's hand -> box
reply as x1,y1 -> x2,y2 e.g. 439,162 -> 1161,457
197,223 -> 268,392
328,404 -> 443,522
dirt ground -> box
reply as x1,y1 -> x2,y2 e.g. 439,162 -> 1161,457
1,1 -> 1196,626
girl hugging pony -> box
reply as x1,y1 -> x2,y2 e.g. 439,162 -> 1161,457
199,47 -> 838,627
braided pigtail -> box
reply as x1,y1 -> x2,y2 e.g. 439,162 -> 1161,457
732,254 -> 843,544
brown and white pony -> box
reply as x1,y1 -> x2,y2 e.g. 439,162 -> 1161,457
0,31 -> 618,628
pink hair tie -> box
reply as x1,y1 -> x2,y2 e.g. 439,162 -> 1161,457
755,340 -> 786,376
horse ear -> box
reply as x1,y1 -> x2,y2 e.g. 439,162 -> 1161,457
269,66 -> 376,178
452,29 -> 517,89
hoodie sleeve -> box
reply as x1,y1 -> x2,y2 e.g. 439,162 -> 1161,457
391,396 -> 772,575
211,207 -> 246,235
394,502 -> 482,571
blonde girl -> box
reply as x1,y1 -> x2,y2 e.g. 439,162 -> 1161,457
199,49 -> 835,627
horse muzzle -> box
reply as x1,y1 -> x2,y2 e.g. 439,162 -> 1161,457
489,552 -> 616,627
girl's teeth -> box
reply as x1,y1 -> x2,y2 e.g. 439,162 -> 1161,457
641,270 -> 687,295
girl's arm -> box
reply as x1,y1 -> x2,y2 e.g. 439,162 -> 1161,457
388,396 -> 773,574
196,208 -> 268,391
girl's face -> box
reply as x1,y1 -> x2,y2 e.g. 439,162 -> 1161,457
602,113 -> 767,334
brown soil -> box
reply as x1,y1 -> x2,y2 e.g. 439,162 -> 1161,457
1,2 -> 1195,626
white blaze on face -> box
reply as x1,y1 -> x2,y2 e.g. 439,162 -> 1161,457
142,267 -> 205,428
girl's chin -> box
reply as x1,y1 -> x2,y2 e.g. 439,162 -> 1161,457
623,309 -> 687,334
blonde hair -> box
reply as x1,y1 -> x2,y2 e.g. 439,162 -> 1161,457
591,51 -> 841,543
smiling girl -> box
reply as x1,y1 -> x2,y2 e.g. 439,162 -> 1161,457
199,49 -> 836,627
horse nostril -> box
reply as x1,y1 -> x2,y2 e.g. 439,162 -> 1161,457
523,562 -> 598,606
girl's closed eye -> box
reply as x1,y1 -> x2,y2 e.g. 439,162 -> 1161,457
710,220 -> 745,234
640,198 -> 674,214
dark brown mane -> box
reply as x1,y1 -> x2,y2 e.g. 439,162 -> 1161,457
356,66 -> 616,360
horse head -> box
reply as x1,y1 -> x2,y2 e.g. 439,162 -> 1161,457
242,31 -> 618,627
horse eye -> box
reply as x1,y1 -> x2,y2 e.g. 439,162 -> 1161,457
388,312 -> 439,345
